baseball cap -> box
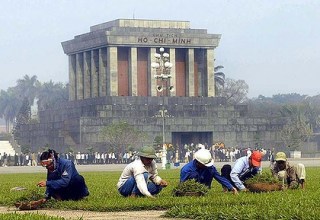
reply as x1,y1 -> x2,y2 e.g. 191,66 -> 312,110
275,152 -> 287,161
251,151 -> 262,167
137,146 -> 157,159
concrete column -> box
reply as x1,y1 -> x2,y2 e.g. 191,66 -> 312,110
83,51 -> 91,99
169,48 -> 176,97
91,50 -> 99,97
107,47 -> 118,96
130,47 -> 138,96
68,55 -> 76,101
150,48 -> 157,96
187,48 -> 195,97
207,48 -> 215,97
99,48 -> 107,96
76,53 -> 84,100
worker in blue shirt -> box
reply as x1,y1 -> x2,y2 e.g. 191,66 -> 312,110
180,148 -> 238,194
37,149 -> 89,201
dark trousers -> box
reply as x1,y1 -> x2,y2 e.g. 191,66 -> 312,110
49,175 -> 89,201
118,172 -> 163,197
221,164 -> 259,190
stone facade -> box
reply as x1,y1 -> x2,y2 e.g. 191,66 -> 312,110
17,96 -> 288,153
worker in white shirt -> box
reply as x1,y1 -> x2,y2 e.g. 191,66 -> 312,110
117,146 -> 168,198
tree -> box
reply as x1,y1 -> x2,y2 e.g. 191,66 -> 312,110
280,105 -> 313,151
303,98 -> 320,133
214,65 -> 225,96
12,97 -> 31,141
15,74 -> 39,104
281,120 -> 312,151
101,121 -> 146,153
219,78 -> 249,105
0,89 -> 20,132
37,81 -> 68,110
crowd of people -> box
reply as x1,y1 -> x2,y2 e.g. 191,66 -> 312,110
0,144 -> 288,169
0,151 -> 139,167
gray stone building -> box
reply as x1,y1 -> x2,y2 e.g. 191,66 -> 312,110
62,19 -> 220,100
17,19 -> 295,154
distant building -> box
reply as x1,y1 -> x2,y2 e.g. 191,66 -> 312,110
61,19 -> 220,100
15,19 -> 294,155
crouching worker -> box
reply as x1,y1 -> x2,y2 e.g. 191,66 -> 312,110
37,149 -> 89,201
221,150 -> 263,192
271,152 -> 306,189
180,148 -> 238,194
117,146 -> 168,198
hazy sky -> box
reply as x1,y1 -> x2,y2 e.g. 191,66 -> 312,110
1,0 -> 319,98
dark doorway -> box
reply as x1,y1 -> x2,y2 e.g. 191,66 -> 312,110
172,132 -> 212,147
171,132 -> 213,162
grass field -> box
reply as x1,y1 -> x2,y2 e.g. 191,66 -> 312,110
0,167 -> 319,219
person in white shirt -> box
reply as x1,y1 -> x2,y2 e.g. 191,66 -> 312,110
117,146 -> 168,198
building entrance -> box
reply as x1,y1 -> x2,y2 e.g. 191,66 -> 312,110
171,132 -> 212,162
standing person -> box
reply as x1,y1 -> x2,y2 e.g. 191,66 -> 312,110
221,150 -> 263,191
271,152 -> 306,189
180,149 -> 238,194
269,149 -> 275,168
37,149 -> 89,201
117,146 -> 168,198
31,152 -> 37,166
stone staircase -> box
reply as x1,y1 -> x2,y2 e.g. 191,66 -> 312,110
0,140 -> 15,156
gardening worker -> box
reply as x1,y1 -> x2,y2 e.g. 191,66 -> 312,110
222,150 -> 262,191
180,148 -> 238,194
271,152 -> 306,189
117,146 -> 168,198
37,149 -> 89,201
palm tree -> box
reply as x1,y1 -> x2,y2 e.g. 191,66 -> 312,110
0,89 -> 20,132
15,74 -> 39,104
37,81 -> 68,110
214,65 -> 225,96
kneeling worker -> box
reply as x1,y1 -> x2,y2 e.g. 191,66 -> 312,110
271,152 -> 306,189
117,146 -> 168,198
180,148 -> 238,194
37,149 -> 89,201
221,150 -> 263,191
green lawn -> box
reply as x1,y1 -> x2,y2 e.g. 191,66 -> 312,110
1,167 -> 319,219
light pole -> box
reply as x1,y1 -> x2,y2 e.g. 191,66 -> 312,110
151,47 -> 173,169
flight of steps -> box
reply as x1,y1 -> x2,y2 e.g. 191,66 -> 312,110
0,140 -> 15,156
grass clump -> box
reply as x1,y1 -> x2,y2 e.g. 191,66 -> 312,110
172,179 -> 209,196
15,188 -> 44,203
245,171 -> 281,185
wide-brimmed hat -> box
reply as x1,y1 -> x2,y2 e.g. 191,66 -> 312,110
137,146 -> 157,159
